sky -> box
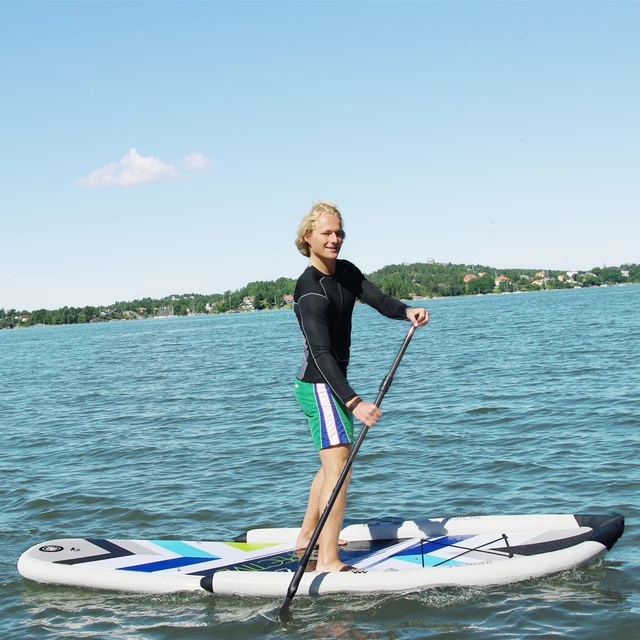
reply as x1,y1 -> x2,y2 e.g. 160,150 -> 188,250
1,1 -> 638,311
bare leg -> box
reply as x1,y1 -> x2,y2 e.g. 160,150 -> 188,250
315,444 -> 351,572
296,468 -> 324,549
297,466 -> 348,549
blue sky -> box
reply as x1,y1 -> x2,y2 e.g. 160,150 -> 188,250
1,1 -> 638,311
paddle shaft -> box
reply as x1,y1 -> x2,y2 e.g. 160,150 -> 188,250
278,324 -> 417,619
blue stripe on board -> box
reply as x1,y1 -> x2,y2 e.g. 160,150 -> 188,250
393,542 -> 423,558
390,540 -> 471,567
150,540 -> 220,559
120,557 -> 211,573
388,537 -> 478,568
421,535 -> 474,555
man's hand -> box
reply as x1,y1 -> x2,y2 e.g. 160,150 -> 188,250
406,307 -> 429,327
352,401 -> 382,427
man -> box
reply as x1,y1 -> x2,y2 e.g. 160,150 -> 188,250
293,201 -> 429,572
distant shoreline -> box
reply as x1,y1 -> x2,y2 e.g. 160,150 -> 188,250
6,282 -> 638,332
3,261 -> 638,330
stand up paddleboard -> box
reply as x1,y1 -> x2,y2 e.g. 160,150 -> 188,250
18,513 -> 623,597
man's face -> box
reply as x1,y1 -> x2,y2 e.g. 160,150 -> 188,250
305,214 -> 344,261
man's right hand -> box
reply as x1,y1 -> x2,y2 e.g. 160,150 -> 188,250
352,401 -> 381,427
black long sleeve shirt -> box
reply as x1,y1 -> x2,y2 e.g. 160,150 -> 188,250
293,259 -> 409,404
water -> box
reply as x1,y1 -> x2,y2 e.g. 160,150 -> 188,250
1,285 -> 638,639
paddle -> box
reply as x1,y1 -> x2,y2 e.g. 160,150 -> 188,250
278,324 -> 418,620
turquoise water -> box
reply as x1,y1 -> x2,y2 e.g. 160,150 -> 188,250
1,285 -> 638,639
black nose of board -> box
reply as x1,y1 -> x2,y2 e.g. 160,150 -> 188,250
200,574 -> 214,593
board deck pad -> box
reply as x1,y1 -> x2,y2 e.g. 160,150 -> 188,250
25,528 -> 595,576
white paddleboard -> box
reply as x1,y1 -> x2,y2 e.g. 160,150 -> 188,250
17,513 -> 623,597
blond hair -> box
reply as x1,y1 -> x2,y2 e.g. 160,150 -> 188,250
295,201 -> 345,257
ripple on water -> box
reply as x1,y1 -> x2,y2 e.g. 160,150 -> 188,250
1,288 -> 639,638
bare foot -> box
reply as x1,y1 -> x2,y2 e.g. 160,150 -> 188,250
315,560 -> 346,573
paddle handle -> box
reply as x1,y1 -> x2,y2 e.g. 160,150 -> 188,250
278,324 -> 417,619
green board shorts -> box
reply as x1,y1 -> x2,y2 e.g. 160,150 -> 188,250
294,379 -> 354,451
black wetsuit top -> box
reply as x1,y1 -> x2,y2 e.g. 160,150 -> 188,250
293,259 -> 409,404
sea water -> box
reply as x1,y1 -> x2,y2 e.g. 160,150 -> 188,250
1,285 -> 638,639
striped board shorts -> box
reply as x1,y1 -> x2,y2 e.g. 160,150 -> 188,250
294,379 -> 354,451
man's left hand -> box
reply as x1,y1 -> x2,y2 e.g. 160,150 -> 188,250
406,307 -> 429,327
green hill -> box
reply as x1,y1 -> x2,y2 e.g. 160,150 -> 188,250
2,262 -> 638,329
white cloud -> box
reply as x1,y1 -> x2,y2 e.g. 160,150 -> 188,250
184,152 -> 212,170
77,148 -> 180,188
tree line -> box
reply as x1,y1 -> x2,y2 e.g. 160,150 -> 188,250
368,263 -> 640,299
2,263 -> 639,329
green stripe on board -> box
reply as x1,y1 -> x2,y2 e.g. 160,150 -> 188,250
223,542 -> 282,552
